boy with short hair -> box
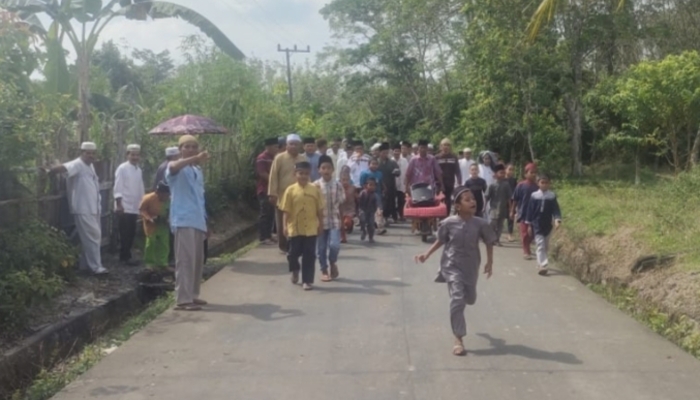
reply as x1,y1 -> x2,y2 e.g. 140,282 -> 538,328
281,161 -> 325,290
511,163 -> 539,260
486,164 -> 513,246
524,174 -> 562,276
139,181 -> 171,270
358,177 -> 380,243
314,155 -> 345,282
464,163 -> 487,218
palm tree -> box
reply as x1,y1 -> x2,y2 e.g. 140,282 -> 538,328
0,0 -> 245,142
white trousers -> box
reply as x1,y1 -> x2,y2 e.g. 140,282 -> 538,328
535,234 -> 551,267
74,214 -> 103,272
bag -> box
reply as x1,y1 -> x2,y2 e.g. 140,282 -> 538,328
410,183 -> 436,207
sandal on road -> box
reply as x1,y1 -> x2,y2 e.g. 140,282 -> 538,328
291,271 -> 299,284
193,298 -> 208,305
303,283 -> 313,291
330,264 -> 339,279
453,344 -> 467,356
321,272 -> 332,282
175,303 -> 202,311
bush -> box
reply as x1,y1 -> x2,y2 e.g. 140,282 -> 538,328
0,220 -> 77,329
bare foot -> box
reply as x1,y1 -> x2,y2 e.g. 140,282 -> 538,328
453,338 -> 467,356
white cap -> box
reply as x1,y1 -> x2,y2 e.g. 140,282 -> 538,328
371,143 -> 381,151
81,142 -> 97,150
412,143 -> 418,148
126,144 -> 141,152
286,133 -> 301,143
165,147 -> 180,157
464,147 -> 472,153
428,143 -> 434,149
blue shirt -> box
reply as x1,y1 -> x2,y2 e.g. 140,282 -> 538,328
306,152 -> 321,181
166,164 -> 207,233
525,189 -> 562,237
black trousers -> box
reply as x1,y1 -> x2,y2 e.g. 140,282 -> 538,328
118,213 -> 138,261
443,186 -> 454,217
258,194 -> 275,241
396,191 -> 406,219
288,235 -> 316,284
383,188 -> 397,220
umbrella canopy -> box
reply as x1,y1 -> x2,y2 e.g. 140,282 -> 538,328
149,115 -> 228,136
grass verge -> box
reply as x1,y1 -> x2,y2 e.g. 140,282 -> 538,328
12,242 -> 257,400
587,283 -> 700,359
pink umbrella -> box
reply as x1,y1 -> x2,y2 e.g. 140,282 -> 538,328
149,114 -> 229,135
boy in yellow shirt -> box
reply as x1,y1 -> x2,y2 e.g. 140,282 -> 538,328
281,161 -> 324,290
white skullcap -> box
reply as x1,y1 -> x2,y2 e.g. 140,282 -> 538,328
428,143 -> 434,149
81,142 -> 97,150
286,133 -> 301,143
371,143 -> 381,151
464,147 -> 472,153
412,143 -> 418,148
126,144 -> 141,152
165,146 -> 180,157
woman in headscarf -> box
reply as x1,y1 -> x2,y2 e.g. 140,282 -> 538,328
478,151 -> 497,188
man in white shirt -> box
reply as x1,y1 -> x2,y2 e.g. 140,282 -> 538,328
114,144 -> 145,265
326,137 -> 344,180
48,142 -> 107,275
393,143 -> 409,221
459,147 -> 475,185
347,140 -> 371,191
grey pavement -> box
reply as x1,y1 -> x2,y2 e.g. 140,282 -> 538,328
53,225 -> 700,400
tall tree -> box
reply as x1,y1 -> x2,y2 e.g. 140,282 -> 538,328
0,0 -> 245,142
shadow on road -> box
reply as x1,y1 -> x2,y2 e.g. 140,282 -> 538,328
314,278 -> 410,296
230,261 -> 288,276
472,333 -> 583,365
201,303 -> 304,321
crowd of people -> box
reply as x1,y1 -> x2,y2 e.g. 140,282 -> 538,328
47,133 -> 563,349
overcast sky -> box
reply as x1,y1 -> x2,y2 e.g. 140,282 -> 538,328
95,0 -> 333,66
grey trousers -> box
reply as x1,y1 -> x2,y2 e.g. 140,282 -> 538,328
174,227 -> 206,305
275,208 -> 288,253
74,214 -> 103,272
535,234 -> 551,268
448,280 -> 477,338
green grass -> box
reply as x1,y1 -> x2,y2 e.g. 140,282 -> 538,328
557,170 -> 700,270
12,241 -> 258,400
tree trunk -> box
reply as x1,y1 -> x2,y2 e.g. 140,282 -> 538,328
77,49 -> 91,143
689,124 -> 700,169
634,146 -> 641,186
564,93 -> 584,176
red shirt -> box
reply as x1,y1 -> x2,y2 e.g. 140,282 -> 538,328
255,151 -> 275,196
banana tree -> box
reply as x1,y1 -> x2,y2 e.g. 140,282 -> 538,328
0,0 -> 245,142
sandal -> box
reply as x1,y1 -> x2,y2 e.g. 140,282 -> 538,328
453,344 -> 467,356
291,271 -> 299,284
303,283 -> 313,291
330,264 -> 339,279
321,272 -> 332,282
538,267 -> 549,276
175,303 -> 202,311
193,298 -> 208,305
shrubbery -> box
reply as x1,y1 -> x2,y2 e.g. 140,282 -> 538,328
0,221 -> 77,330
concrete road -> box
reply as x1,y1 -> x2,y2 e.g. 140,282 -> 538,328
53,225 -> 700,400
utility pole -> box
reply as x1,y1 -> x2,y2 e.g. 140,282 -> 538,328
277,44 -> 310,104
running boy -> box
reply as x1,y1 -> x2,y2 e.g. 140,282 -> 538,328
314,155 -> 345,282
464,164 -> 487,218
414,187 -> 497,356
280,161 -> 324,290
139,181 -> 171,270
486,164 -> 513,246
358,177 -> 380,242
524,174 -> 562,276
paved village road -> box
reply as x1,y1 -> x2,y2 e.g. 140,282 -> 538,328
53,225 -> 700,400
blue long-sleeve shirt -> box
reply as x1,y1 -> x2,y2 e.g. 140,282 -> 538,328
512,180 -> 539,222
524,189 -> 562,237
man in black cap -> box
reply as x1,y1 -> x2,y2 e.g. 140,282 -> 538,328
378,142 -> 400,224
256,138 -> 280,244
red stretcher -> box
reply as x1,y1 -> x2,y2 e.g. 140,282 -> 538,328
404,193 -> 447,242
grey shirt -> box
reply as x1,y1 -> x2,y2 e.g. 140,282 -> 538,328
437,216 -> 497,286
487,179 -> 513,219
